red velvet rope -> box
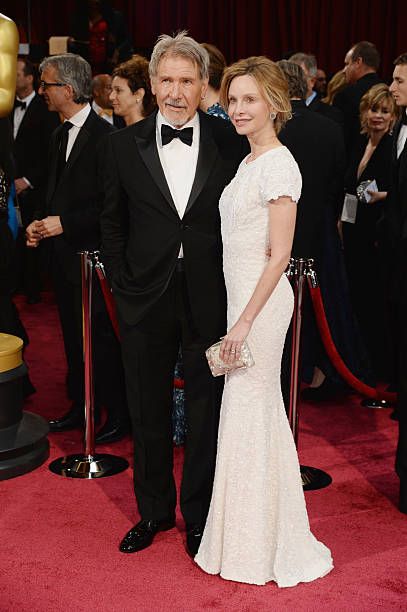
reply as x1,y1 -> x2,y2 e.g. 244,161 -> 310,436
307,280 -> 397,404
95,262 -> 396,403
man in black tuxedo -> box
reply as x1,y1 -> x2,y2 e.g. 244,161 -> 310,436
91,73 -> 125,129
12,57 -> 60,303
277,60 -> 347,404
289,52 -> 343,127
386,53 -> 407,514
100,32 -> 247,556
334,41 -> 382,154
26,53 -> 127,440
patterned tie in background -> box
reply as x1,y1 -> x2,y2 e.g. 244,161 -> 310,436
98,108 -> 113,117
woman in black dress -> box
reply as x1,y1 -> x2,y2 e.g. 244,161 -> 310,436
342,84 -> 397,380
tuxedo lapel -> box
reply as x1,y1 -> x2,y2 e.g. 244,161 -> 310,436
15,94 -> 38,138
62,123 -> 90,179
134,113 -> 178,215
47,124 -> 63,202
184,110 -> 218,215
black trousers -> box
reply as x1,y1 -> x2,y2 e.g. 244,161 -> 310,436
118,266 -> 223,527
51,257 -> 127,421
396,304 -> 407,497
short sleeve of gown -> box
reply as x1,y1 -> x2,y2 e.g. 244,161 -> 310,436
259,148 -> 302,206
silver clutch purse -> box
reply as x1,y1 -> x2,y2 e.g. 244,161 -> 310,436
205,339 -> 254,377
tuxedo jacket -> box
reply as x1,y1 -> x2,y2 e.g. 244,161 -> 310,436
382,118 -> 407,303
100,109 -> 248,335
12,94 -> 60,225
308,96 -> 344,128
38,108 -> 115,284
279,100 -> 346,261
333,72 -> 383,154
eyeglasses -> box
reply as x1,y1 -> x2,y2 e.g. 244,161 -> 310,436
39,81 -> 67,90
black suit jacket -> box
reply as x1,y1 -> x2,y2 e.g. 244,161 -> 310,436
333,72 -> 383,154
279,100 -> 346,261
382,118 -> 407,303
12,94 -> 60,226
308,96 -> 344,128
100,109 -> 248,335
39,108 -> 115,284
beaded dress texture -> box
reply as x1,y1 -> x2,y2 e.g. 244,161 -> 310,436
195,146 -> 333,587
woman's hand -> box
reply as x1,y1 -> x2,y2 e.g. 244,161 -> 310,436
220,319 -> 252,364
367,190 -> 387,204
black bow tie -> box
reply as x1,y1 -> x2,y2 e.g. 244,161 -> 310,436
401,113 -> 407,126
15,99 -> 27,110
161,124 -> 193,146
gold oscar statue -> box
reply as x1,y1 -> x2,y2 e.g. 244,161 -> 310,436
0,13 -> 19,118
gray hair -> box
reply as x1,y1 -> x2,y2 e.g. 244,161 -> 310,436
289,52 -> 317,78
277,60 -> 307,99
149,30 -> 209,80
39,53 -> 92,104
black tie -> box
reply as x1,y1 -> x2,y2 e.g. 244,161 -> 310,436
56,121 -> 73,182
15,99 -> 27,110
401,113 -> 407,126
161,124 -> 193,146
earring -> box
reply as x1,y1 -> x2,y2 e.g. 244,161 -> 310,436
270,111 -> 277,121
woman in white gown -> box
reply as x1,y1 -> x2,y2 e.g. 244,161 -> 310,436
195,57 -> 333,587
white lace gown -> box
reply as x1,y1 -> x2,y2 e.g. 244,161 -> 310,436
195,146 -> 333,587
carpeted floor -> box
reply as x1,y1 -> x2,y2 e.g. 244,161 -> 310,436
1,292 -> 406,612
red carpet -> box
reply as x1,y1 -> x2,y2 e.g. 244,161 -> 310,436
1,292 -> 407,611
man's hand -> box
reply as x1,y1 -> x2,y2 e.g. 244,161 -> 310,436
26,220 -> 42,248
14,178 -> 29,195
36,216 -> 63,238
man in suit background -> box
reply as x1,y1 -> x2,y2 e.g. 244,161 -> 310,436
334,41 -> 382,154
289,52 -> 343,127
387,53 -> 407,514
277,61 -> 360,405
101,32 -> 247,556
91,73 -> 125,129
26,53 -> 128,442
12,57 -> 59,303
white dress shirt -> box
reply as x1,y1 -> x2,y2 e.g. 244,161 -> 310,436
397,110 -> 407,159
13,90 -> 36,139
65,104 -> 92,160
156,111 -> 200,257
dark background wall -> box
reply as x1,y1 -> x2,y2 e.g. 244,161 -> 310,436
3,0 -> 407,81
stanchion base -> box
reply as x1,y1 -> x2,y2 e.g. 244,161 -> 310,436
360,398 -> 391,409
49,453 -> 129,478
301,465 -> 332,491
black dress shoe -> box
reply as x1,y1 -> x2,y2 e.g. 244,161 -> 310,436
186,525 -> 204,558
301,379 -> 342,402
95,421 -> 130,444
49,406 -> 83,432
119,518 -> 175,553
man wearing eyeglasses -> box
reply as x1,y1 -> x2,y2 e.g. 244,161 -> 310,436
26,53 -> 128,441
